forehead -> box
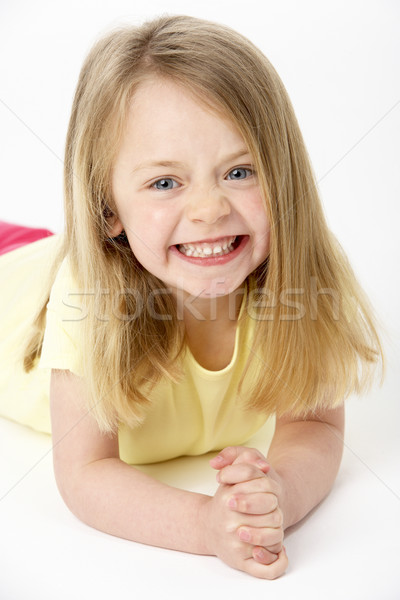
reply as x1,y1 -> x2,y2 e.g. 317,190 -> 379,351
130,76 -> 228,119
119,77 -> 248,156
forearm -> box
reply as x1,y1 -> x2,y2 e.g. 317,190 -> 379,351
60,457 -> 211,555
267,419 -> 344,529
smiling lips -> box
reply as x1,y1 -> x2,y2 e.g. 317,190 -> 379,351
177,235 -> 239,258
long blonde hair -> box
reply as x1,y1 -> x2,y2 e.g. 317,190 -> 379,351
24,15 -> 384,431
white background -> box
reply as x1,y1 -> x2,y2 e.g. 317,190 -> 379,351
0,0 -> 399,598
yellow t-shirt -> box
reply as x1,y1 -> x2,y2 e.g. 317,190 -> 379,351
0,235 -> 274,464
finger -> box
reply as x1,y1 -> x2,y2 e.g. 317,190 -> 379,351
231,475 -> 281,497
252,546 -> 278,565
217,463 -> 267,485
245,547 -> 288,579
209,446 -> 241,469
228,492 -> 279,515
251,546 -> 278,566
210,446 -> 269,473
229,509 -> 281,530
262,542 -> 283,555
237,524 -> 284,548
230,448 -> 270,474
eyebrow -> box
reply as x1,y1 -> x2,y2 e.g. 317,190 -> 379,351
131,149 -> 251,173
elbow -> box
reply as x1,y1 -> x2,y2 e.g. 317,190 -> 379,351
52,456 -> 122,529
53,465 -> 87,522
52,459 -> 100,525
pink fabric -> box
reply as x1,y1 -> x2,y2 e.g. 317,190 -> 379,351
0,221 -> 54,256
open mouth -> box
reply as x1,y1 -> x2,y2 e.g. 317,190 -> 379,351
176,235 -> 242,258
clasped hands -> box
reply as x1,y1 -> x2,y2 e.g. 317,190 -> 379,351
203,446 -> 288,579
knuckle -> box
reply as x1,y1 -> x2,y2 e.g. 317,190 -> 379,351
238,497 -> 249,512
232,538 -> 244,553
268,494 -> 279,511
218,466 -> 231,483
271,508 -> 283,527
252,530 -> 264,546
243,464 -> 259,479
241,447 -> 258,461
270,480 -> 282,496
237,448 -> 250,461
256,478 -> 270,492
251,464 -> 267,479
225,521 -> 238,535
223,446 -> 238,459
267,542 -> 283,554
265,528 -> 283,546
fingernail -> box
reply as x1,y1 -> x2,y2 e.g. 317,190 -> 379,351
255,548 -> 277,561
228,497 -> 237,509
238,529 -> 251,542
213,455 -> 224,463
256,459 -> 269,469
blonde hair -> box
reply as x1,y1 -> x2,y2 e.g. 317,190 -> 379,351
24,14 -> 384,431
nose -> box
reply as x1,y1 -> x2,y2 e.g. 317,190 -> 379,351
185,185 -> 231,224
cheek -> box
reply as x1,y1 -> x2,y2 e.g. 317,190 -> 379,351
249,195 -> 270,258
121,202 -> 169,235
253,228 -> 270,265
248,193 -> 270,233
124,207 -> 176,258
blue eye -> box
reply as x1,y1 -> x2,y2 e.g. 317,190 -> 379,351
227,167 -> 253,180
152,178 -> 178,191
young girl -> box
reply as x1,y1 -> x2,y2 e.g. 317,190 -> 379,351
0,15 -> 383,579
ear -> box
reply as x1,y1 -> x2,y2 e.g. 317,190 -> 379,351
107,214 -> 124,238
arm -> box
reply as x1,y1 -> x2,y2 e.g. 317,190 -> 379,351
51,368 -> 286,578
267,404 -> 345,529
50,369 -> 210,555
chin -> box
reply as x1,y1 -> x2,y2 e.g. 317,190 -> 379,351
184,278 -> 243,299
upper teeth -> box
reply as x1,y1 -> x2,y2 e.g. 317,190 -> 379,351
178,236 -> 236,257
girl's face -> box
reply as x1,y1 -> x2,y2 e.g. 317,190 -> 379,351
111,78 -> 270,300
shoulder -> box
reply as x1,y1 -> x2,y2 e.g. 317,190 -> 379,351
0,233 -> 62,273
47,252 -> 84,318
40,248 -> 87,377
0,234 -> 63,313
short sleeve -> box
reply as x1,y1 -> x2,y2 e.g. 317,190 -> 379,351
39,257 -> 85,377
